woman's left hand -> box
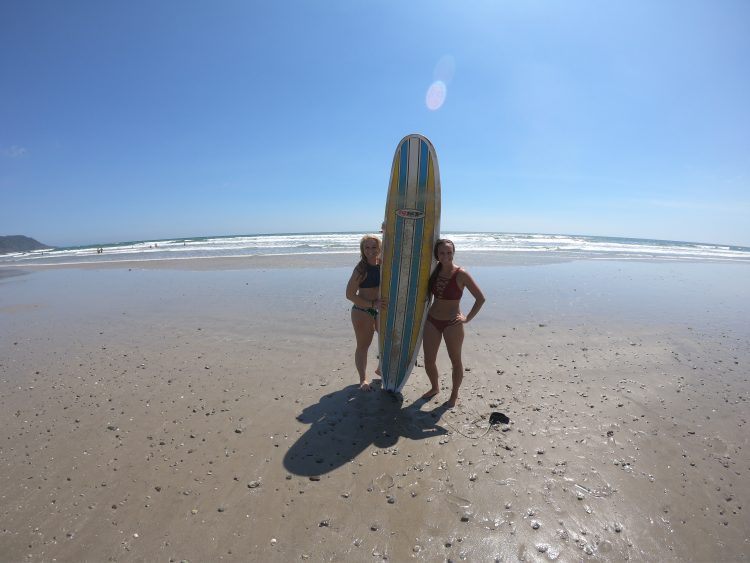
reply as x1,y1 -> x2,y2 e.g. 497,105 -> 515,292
458,314 -> 468,323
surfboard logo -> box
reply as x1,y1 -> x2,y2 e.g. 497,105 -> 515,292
396,209 -> 425,220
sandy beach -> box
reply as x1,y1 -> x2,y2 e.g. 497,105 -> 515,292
1,255 -> 748,562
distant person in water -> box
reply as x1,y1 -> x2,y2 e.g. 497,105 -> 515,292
422,239 -> 485,407
346,234 -> 382,391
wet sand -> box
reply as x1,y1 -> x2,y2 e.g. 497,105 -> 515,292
1,257 -> 748,562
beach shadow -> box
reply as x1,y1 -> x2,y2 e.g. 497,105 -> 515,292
283,383 -> 450,476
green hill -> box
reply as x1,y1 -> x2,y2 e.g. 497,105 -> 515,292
0,235 -> 53,254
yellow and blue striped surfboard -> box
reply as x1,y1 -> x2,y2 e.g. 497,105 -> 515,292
379,134 -> 441,393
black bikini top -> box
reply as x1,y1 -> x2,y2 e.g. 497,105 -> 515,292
359,263 -> 380,288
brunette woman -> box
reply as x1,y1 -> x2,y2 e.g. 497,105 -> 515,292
422,239 -> 485,407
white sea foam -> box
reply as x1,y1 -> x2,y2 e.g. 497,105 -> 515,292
1,232 -> 749,266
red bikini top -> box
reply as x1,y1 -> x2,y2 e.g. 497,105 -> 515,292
432,268 -> 463,300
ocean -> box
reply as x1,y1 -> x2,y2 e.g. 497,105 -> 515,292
1,232 -> 749,267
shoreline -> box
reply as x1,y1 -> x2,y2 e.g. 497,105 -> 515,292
3,249 -> 750,274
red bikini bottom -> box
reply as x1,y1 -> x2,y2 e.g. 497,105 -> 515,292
427,314 -> 461,333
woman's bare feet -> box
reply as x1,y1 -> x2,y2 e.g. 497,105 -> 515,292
359,380 -> 372,391
421,388 -> 440,400
446,394 -> 458,408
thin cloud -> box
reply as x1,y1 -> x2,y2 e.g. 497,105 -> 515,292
1,145 -> 28,159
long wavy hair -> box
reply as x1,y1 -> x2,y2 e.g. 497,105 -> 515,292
428,238 -> 455,291
357,234 -> 381,274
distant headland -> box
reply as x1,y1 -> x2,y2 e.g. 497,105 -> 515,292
0,235 -> 53,254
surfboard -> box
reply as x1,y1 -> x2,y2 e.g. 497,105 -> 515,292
379,134 -> 441,393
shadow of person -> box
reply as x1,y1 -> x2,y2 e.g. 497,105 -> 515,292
283,384 -> 450,477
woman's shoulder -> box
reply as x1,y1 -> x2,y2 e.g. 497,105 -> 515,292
455,265 -> 470,280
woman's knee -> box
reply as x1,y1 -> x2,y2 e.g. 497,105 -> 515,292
422,341 -> 438,365
446,345 -> 463,369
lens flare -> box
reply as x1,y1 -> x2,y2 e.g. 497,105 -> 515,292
425,80 -> 447,111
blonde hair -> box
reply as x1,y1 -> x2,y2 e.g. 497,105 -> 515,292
358,234 -> 381,271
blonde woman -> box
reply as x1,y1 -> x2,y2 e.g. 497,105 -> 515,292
346,235 -> 382,390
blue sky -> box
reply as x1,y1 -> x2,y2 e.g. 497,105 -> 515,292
1,1 -> 749,247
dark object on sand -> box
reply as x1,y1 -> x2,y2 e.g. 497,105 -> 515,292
489,412 -> 510,425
